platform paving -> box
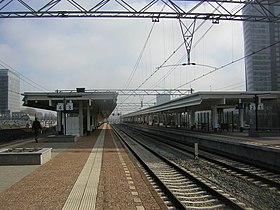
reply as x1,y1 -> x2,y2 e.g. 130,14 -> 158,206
62,128 -> 105,210
0,139 -> 74,192
0,124 -> 165,210
2,124 -> 279,209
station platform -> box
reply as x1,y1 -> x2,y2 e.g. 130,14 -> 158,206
0,124 -> 166,210
205,130 -> 280,149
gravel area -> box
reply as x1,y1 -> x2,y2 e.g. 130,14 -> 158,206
95,125 -> 166,210
137,133 -> 280,210
0,132 -> 99,210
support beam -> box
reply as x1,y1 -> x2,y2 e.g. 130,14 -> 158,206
87,103 -> 91,134
79,101 -> 83,136
212,106 -> 218,132
0,1 -> 279,22
57,111 -> 62,134
92,108 -> 95,131
179,19 -> 196,64
239,106 -> 244,132
190,110 -> 196,130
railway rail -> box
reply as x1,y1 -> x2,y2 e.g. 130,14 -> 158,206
113,124 -> 280,209
136,128 -> 280,193
112,125 -> 246,210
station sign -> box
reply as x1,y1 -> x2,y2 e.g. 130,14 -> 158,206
249,103 -> 264,111
249,103 -> 255,111
258,103 -> 264,110
66,102 -> 74,111
56,103 -> 64,111
56,102 -> 74,111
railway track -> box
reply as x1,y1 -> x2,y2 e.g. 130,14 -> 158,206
135,128 -> 280,193
112,125 -> 246,210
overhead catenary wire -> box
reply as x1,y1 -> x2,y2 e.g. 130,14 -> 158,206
123,4 -> 166,90
134,3 -> 222,92
149,38 -> 278,94
123,22 -> 156,89
149,2 -> 222,90
0,59 -> 50,92
8,89 -> 21,95
175,40 -> 280,89
151,54 -> 186,89
116,3 -> 247,113
150,24 -> 215,90
119,3 -> 222,106
214,81 -> 246,91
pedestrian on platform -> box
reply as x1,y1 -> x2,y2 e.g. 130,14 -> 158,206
32,118 -> 42,143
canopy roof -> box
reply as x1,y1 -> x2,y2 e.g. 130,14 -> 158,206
22,89 -> 118,119
122,91 -> 280,117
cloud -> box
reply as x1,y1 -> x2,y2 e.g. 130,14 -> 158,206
0,14 -> 246,97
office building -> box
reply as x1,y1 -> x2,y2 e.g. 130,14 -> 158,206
0,69 -> 20,115
243,1 -> 280,91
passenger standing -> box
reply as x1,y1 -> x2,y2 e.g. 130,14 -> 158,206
32,118 -> 42,143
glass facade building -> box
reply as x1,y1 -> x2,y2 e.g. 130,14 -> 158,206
0,69 -> 20,114
243,1 -> 280,91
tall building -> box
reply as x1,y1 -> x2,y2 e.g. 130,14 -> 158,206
0,69 -> 20,115
243,1 -> 280,91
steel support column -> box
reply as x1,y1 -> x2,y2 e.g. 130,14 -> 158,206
79,101 -> 84,136
212,106 -> 218,132
87,103 -> 91,134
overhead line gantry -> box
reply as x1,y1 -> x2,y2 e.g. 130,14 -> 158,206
2,0 -> 280,113
0,0 -> 279,22
2,0 -> 278,65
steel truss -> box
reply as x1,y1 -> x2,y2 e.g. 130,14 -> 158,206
57,88 -> 193,95
114,102 -> 156,112
113,88 -> 192,96
1,1 -> 280,99
54,89 -> 186,113
1,1 -> 279,64
0,0 -> 279,22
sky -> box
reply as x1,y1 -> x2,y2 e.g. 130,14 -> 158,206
0,1 -> 247,112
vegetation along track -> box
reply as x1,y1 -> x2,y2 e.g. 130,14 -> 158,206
112,125 -> 247,210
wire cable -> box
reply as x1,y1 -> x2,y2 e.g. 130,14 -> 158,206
123,4 -> 166,90
214,81 -> 246,91
137,4 -> 220,92
150,24 -> 215,89
175,40 -> 280,89
0,59 -> 50,91
123,22 -> 156,89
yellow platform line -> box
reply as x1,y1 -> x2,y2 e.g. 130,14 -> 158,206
62,129 -> 105,210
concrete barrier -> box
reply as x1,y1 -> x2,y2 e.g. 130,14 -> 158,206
131,125 -> 280,172
47,135 -> 78,142
0,147 -> 52,165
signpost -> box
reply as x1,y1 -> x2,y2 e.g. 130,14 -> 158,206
66,102 -> 73,111
56,103 -> 64,111
56,100 -> 73,135
194,143 -> 198,159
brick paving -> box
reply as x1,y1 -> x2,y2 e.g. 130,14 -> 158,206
0,124 -> 166,210
95,125 -> 166,210
0,131 -> 100,210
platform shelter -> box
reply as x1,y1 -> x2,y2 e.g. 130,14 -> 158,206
22,88 -> 118,136
121,91 -> 280,133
